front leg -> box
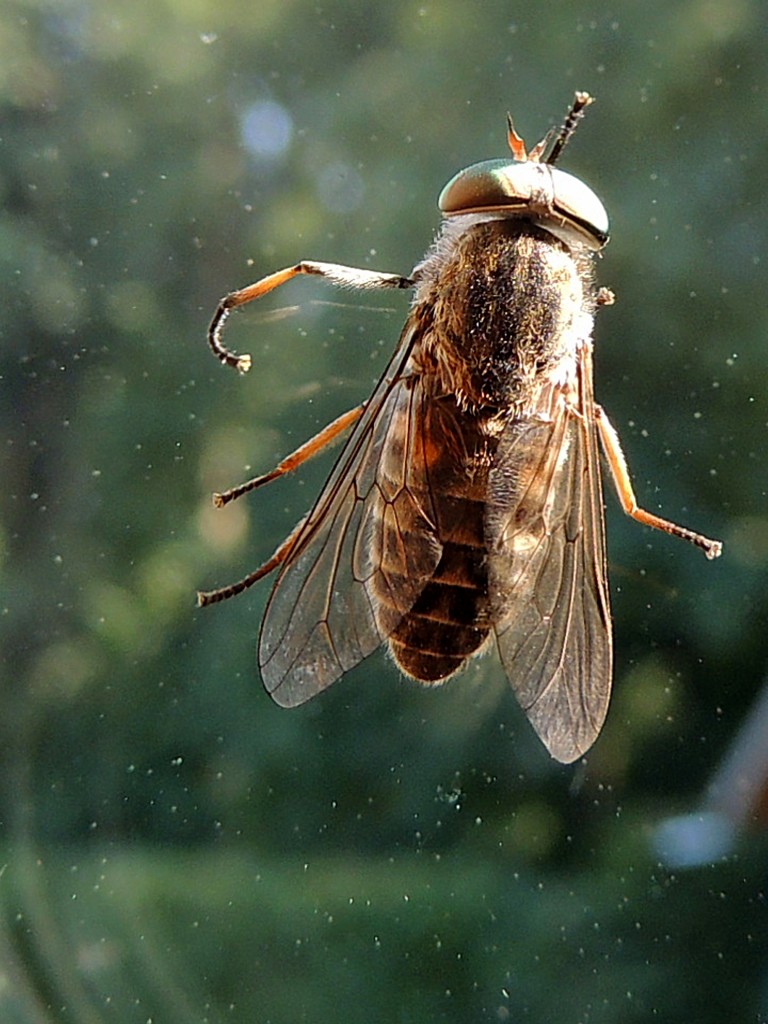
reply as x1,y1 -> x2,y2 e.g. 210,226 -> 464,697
208,261 -> 415,373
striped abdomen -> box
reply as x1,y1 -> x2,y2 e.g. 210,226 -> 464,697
370,395 -> 496,683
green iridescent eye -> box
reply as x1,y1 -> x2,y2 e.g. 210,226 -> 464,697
438,159 -> 609,250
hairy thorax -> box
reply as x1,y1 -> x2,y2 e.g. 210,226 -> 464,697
410,216 -> 597,412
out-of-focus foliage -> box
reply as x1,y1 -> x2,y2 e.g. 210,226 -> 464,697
1,0 -> 767,1021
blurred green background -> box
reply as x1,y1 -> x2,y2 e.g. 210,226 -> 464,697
2,0 -> 768,1020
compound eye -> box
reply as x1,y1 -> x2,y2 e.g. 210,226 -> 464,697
546,168 -> 609,247
438,160 -> 530,215
438,159 -> 609,249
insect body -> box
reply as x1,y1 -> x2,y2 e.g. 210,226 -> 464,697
199,93 -> 722,763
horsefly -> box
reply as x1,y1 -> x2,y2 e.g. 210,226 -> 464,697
198,92 -> 722,763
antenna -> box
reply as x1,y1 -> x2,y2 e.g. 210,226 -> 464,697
545,91 -> 594,166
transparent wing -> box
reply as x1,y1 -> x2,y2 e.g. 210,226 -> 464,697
259,316 -> 443,706
486,345 -> 612,763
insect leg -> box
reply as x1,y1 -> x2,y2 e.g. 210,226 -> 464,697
208,261 -> 415,373
214,402 -> 365,507
197,513 -> 308,607
595,405 -> 723,560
